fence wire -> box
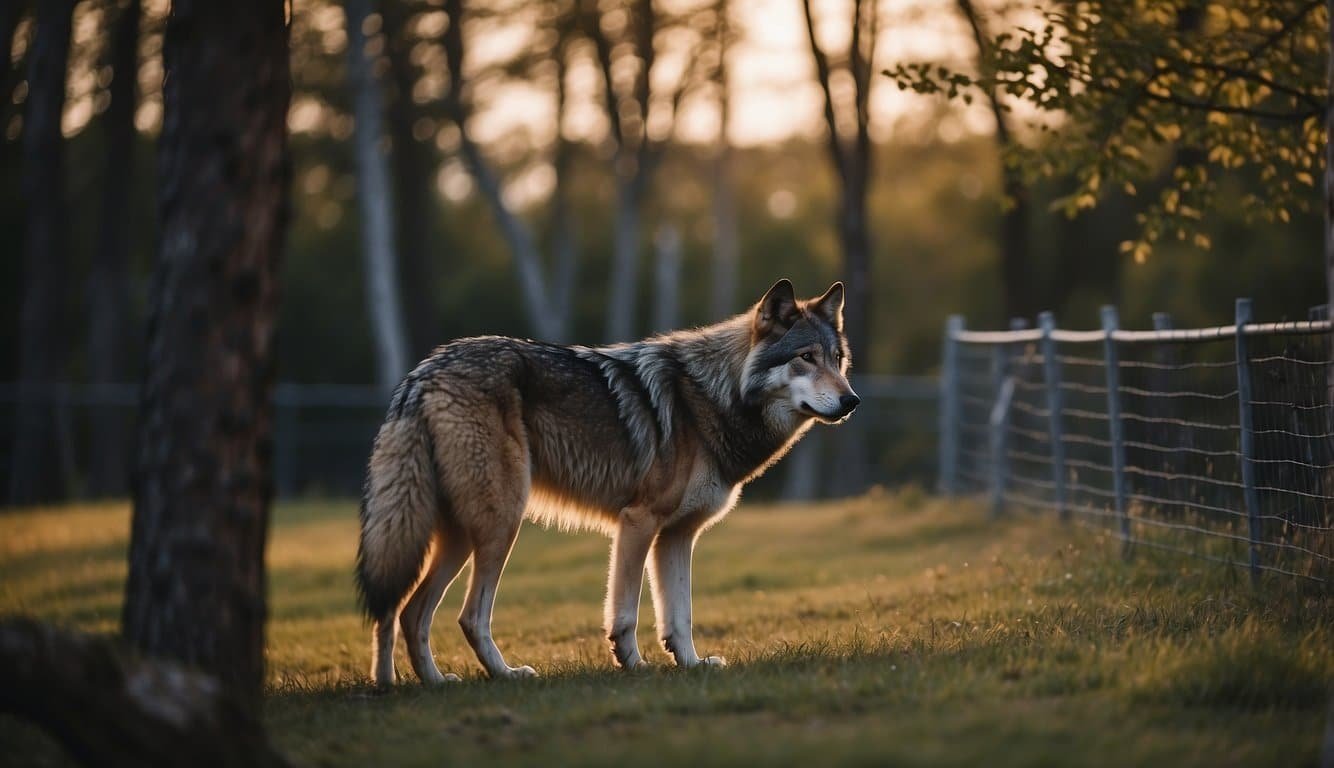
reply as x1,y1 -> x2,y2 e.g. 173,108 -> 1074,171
942,303 -> 1334,584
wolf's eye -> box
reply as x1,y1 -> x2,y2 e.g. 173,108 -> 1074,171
800,352 -> 815,363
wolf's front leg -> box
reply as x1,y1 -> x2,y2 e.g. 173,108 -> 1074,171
648,525 -> 726,668
605,509 -> 657,670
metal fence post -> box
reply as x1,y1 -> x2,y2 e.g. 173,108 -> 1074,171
986,319 -> 1026,517
1235,298 -> 1262,583
1101,305 -> 1130,555
938,315 -> 964,496
1039,312 -> 1066,520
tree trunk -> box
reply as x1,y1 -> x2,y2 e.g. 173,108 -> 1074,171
653,224 -> 681,332
346,0 -> 410,394
86,0 -> 140,498
830,173 -> 872,495
441,0 -> 560,338
9,0 -> 74,507
0,619 -> 290,767
710,1 -> 738,321
548,34 -> 579,342
122,0 -> 290,709
384,0 -> 440,360
604,174 -> 642,341
999,178 -> 1033,320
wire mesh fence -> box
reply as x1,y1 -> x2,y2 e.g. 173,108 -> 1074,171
939,299 -> 1334,584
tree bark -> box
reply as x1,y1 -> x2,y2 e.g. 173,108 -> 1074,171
0,619 -> 290,767
9,0 -> 74,506
384,0 -> 440,359
346,0 -> 410,394
86,0 -> 140,498
122,0 -> 290,709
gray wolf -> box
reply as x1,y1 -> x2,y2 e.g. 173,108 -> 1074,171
355,279 -> 860,685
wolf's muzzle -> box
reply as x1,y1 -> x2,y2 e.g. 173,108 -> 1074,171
835,393 -> 861,419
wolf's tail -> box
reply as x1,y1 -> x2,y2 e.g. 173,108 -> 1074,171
355,411 -> 439,622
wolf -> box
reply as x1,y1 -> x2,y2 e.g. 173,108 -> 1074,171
355,279 -> 860,685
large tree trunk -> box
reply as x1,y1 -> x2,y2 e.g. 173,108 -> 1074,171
0,619 -> 290,767
346,0 -> 410,394
9,0 -> 74,506
122,0 -> 290,709
384,0 -> 440,359
86,0 -> 140,498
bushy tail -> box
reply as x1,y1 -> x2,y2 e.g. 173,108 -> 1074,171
355,414 -> 439,621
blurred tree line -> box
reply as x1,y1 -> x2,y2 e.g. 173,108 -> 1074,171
1,0 -> 1327,506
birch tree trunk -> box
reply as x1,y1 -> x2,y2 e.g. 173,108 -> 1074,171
10,0 -> 74,506
346,0 -> 410,394
122,0 -> 290,708
86,0 -> 140,498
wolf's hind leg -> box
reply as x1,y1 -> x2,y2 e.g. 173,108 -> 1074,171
371,614 -> 400,686
400,524 -> 471,684
604,508 -> 657,670
457,516 -> 534,679
649,523 -> 726,668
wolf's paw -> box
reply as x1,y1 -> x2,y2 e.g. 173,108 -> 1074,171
496,664 -> 538,680
624,659 -> 651,672
422,671 -> 462,685
700,655 -> 728,668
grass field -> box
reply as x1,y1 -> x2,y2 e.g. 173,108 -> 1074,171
2,489 -> 1331,767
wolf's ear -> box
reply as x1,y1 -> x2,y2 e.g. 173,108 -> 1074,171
809,282 -> 845,330
754,279 -> 799,337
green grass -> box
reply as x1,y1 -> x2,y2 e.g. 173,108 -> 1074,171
1,490 -> 1331,766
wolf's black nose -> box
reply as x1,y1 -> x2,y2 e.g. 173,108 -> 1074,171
840,394 -> 861,414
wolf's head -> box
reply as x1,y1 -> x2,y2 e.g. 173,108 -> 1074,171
740,279 -> 859,424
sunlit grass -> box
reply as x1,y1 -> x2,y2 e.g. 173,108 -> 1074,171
1,490 -> 1330,766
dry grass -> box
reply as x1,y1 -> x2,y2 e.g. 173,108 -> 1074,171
1,489 -> 1331,766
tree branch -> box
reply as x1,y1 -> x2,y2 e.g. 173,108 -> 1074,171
801,0 -> 848,184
